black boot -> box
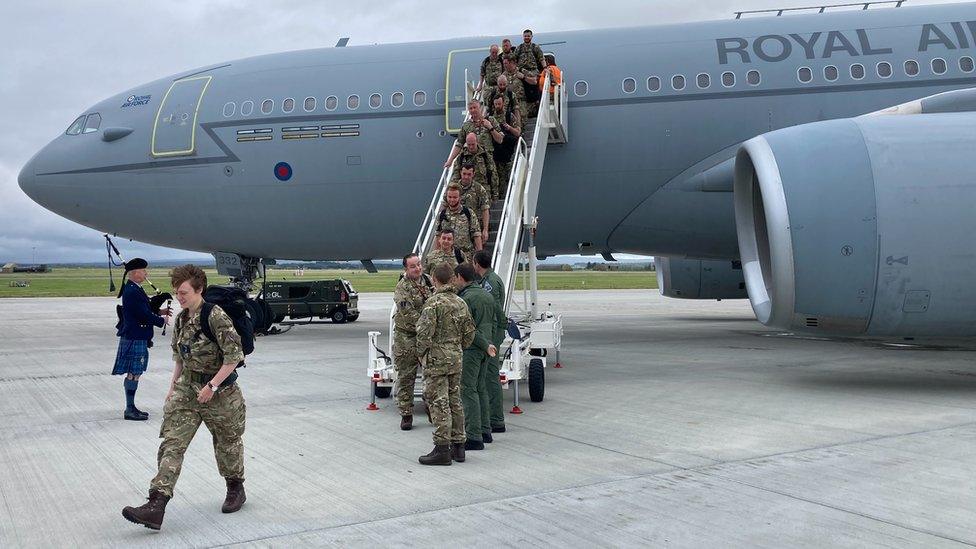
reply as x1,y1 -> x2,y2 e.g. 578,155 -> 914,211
483,432 -> 493,444
491,425 -> 506,433
464,439 -> 485,451
132,406 -> 149,420
222,478 -> 246,513
124,409 -> 148,421
122,490 -> 170,530
419,444 -> 452,465
400,415 -> 413,431
451,442 -> 466,462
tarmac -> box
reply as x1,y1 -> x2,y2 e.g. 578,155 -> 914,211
1,290 -> 975,548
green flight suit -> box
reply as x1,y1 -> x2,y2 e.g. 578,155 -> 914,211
480,268 -> 507,429
457,282 -> 497,442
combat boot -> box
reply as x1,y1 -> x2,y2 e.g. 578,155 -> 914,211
419,444 -> 452,465
222,478 -> 246,513
483,432 -> 493,444
464,439 -> 485,451
122,489 -> 170,530
400,415 -> 413,431
451,442 -> 466,462
124,409 -> 148,421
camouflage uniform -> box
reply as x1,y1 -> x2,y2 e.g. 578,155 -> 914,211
450,145 -> 499,199
515,41 -> 546,73
457,116 -> 499,157
492,107 -> 521,199
424,247 -> 462,277
480,269 -> 508,430
498,71 -> 526,126
392,273 -> 434,417
415,285 -> 475,445
151,305 -> 245,498
482,87 -> 522,124
443,179 -> 490,226
437,205 -> 481,262
480,54 -> 504,88
457,282 -> 498,442
500,47 -> 517,65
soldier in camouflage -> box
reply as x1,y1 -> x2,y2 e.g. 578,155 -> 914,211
491,94 -> 522,200
437,185 -> 482,262
122,265 -> 247,531
415,263 -> 476,465
479,44 -> 503,91
473,250 -> 508,434
500,38 -> 517,64
515,29 -> 547,73
451,164 -> 491,244
450,133 -> 499,201
500,58 -> 529,128
455,263 -> 498,450
482,74 -> 522,125
392,253 -> 434,430
424,229 -> 464,277
444,100 -> 503,169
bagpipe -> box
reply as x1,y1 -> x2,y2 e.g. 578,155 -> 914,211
105,235 -> 173,335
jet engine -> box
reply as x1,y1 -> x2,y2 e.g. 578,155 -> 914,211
733,112 -> 976,336
655,257 -> 747,300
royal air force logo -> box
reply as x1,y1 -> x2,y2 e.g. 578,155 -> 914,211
122,94 -> 152,108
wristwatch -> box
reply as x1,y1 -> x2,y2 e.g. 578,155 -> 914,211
208,382 -> 220,393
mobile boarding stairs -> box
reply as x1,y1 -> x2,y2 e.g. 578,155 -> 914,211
367,70 -> 568,413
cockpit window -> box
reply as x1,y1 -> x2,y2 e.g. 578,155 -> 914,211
66,115 -> 86,135
83,113 -> 102,134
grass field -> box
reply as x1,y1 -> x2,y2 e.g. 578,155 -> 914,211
0,268 -> 657,298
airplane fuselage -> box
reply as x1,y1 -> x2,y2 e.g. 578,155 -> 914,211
18,3 -> 976,262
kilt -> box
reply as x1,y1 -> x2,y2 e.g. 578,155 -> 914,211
112,338 -> 149,376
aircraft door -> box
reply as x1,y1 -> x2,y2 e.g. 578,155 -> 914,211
445,48 -> 488,134
151,75 -> 212,157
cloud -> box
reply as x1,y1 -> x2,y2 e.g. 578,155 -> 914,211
0,0 -> 967,262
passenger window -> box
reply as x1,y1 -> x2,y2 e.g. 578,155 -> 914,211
850,64 -> 865,80
877,62 -> 893,78
905,60 -> 919,76
622,77 -> 636,93
647,76 -> 661,92
325,96 -> 338,111
347,95 -> 359,109
962,57 -> 975,73
574,81 -> 588,96
721,72 -> 735,87
240,100 -> 254,116
671,75 -> 685,90
222,102 -> 236,117
435,89 -> 446,105
696,73 -> 710,89
83,113 -> 101,133
261,99 -> 274,114
66,115 -> 86,135
304,97 -> 316,112
282,98 -> 295,113
369,93 -> 381,108
413,90 -> 426,106
391,92 -> 404,108
746,70 -> 761,86
824,65 -> 838,81
932,58 -> 947,75
797,67 -> 813,83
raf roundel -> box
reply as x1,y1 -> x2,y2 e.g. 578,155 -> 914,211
274,162 -> 293,182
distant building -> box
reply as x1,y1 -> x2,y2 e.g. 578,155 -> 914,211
3,263 -> 51,273
2,263 -> 14,273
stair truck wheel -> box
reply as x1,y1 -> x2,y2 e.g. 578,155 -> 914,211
374,385 -> 392,398
528,358 -> 545,402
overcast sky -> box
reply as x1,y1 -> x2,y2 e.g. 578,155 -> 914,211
0,0 -> 965,264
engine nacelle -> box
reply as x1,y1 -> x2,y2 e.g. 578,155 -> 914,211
655,257 -> 747,300
733,113 -> 976,336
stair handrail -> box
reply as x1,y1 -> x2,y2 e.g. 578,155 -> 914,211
492,138 -> 529,313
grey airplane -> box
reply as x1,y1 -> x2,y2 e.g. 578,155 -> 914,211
18,2 -> 976,337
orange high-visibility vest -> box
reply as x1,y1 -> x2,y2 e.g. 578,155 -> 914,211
540,65 -> 562,93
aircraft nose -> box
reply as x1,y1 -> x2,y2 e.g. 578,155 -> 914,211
17,158 -> 37,198
17,157 -> 36,198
